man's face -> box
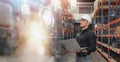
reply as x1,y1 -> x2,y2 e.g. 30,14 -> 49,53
80,18 -> 89,28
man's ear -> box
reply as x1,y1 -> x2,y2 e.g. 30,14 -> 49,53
87,22 -> 90,26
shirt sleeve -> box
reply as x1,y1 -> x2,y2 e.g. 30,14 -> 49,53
86,32 -> 97,53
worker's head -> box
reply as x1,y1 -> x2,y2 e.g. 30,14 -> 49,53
80,14 -> 92,28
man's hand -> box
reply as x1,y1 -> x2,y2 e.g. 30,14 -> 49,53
81,49 -> 88,53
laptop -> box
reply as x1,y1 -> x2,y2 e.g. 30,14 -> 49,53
60,38 -> 87,53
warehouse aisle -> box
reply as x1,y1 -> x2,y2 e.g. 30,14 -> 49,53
57,52 -> 107,62
0,0 -> 120,62
0,51 -> 107,62
0,39 -> 107,62
92,51 -> 107,62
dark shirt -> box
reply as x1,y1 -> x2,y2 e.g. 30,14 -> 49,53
76,28 -> 96,57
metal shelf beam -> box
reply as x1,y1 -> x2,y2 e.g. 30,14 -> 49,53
97,47 -> 117,62
97,42 -> 120,54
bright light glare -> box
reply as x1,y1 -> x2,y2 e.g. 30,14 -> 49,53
21,4 -> 30,15
42,10 -> 54,27
22,0 -> 29,3
51,0 -> 61,11
27,21 -> 49,55
29,22 -> 41,40
38,45 -> 45,55
68,0 -> 77,7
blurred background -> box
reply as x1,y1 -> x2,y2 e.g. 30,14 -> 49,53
0,0 -> 120,62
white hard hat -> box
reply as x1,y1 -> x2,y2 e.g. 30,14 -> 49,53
81,15 -> 92,23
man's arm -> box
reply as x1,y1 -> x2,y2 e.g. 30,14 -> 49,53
86,32 -> 96,53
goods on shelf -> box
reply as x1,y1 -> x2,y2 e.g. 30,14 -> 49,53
0,29 -> 12,55
62,20 -> 74,30
111,5 -> 120,18
112,26 -> 120,48
62,13 -> 74,39
114,26 -> 120,34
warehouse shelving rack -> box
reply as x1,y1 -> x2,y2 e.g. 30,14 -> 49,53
97,47 -> 117,62
92,0 -> 120,62
0,1 -> 16,55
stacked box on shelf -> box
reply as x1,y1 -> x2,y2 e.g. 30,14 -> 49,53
112,26 -> 120,48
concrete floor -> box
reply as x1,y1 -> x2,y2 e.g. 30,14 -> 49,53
0,51 -> 107,62
0,39 -> 107,62
58,51 -> 107,62
92,51 -> 107,62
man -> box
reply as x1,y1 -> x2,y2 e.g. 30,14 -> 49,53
76,15 -> 96,62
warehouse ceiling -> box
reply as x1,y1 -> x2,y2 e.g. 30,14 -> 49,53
77,0 -> 95,2
76,0 -> 95,14
72,0 -> 95,22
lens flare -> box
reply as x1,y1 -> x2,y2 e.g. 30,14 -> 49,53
42,9 -> 55,27
27,21 -> 49,55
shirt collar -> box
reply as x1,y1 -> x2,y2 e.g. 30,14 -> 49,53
81,28 -> 89,33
